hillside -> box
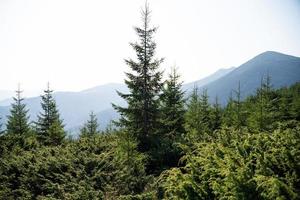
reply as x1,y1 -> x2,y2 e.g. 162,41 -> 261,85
0,51 -> 299,132
199,51 -> 300,105
182,67 -> 235,92
0,83 -> 127,131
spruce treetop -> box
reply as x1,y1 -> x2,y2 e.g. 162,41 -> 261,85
113,3 -> 163,153
36,83 -> 65,145
6,85 -> 30,136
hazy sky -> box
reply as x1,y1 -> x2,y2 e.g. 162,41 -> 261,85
1,0 -> 300,92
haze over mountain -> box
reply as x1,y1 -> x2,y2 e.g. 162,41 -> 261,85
199,51 -> 300,105
0,51 -> 299,134
182,67 -> 236,92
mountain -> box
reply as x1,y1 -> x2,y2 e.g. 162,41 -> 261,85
0,90 -> 15,102
0,51 -> 299,133
197,51 -> 300,105
0,83 -> 127,131
182,67 -> 235,92
0,90 -> 42,105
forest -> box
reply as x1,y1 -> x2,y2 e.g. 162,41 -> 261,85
0,5 -> 300,200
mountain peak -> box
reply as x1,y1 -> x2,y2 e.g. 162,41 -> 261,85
254,51 -> 299,61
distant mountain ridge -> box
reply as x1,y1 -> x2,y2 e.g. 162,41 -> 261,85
0,51 -> 299,134
182,67 -> 235,92
199,51 -> 300,105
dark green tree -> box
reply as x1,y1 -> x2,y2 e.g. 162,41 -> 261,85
249,75 -> 275,131
232,81 -> 247,130
113,3 -> 163,154
184,87 -> 212,141
158,68 -> 186,169
199,89 -> 211,134
223,91 -> 235,127
35,83 -> 65,145
114,130 -> 149,195
80,111 -> 99,138
184,86 -> 202,141
6,86 -> 30,143
160,68 -> 185,139
210,96 -> 222,131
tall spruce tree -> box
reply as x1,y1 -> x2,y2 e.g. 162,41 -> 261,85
6,86 -> 30,144
113,3 -> 163,154
160,68 -> 185,140
159,68 -> 186,169
199,89 -> 211,134
250,75 -> 274,131
80,111 -> 99,138
210,96 -> 222,131
36,83 -> 65,145
223,91 -> 235,127
232,81 -> 247,130
184,86 -> 202,141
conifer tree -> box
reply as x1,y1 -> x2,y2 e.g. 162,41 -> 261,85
113,3 -> 163,153
80,111 -> 99,138
232,81 -> 247,130
184,86 -> 202,141
223,91 -> 235,127
6,86 -> 30,144
199,89 -> 211,133
159,68 -> 186,168
36,83 -> 65,145
160,68 -> 185,140
114,130 -> 148,194
250,75 -> 274,131
210,96 -> 222,131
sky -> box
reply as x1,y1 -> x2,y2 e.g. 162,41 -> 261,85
0,0 -> 300,92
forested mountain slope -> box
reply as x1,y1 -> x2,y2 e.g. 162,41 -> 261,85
200,51 -> 300,105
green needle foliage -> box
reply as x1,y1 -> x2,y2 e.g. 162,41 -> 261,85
210,96 -> 222,131
35,83 -> 65,145
6,86 -> 30,146
0,4 -> 299,199
157,68 -> 186,170
113,3 -> 163,156
80,111 -> 100,138
184,87 -> 212,142
184,86 -> 202,141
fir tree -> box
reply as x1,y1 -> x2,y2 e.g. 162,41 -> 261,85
232,81 -> 247,130
223,91 -> 235,127
160,68 -> 185,140
210,96 -> 222,131
199,89 -> 211,133
158,68 -> 186,169
249,75 -> 274,131
113,3 -> 163,154
80,111 -> 99,138
47,119 -> 65,146
185,88 -> 211,141
184,86 -> 202,141
36,83 -> 65,145
6,86 -> 30,144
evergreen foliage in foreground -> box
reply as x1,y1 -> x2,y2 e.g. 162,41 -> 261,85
0,82 -> 299,199
0,3 -> 299,198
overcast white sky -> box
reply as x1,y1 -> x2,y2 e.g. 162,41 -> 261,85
0,0 -> 300,92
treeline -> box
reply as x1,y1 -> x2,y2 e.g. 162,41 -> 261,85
1,4 -> 300,200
